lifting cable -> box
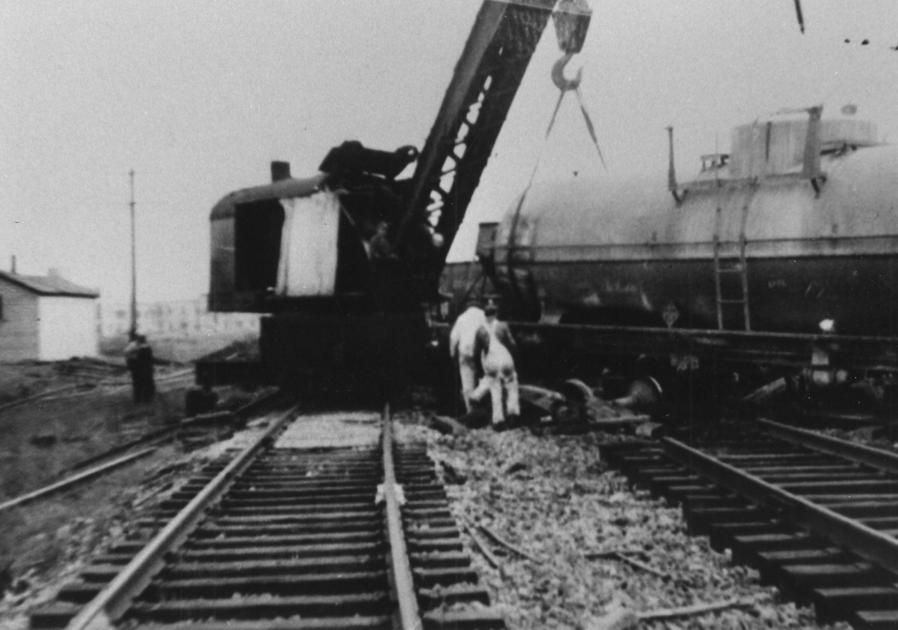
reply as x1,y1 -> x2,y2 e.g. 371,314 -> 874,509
507,54 -> 606,258
504,89 -> 564,281
461,84 -> 573,305
504,52 -> 606,313
573,85 -> 607,170
501,0 -> 601,308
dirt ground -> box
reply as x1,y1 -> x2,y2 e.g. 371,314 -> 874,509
0,362 -> 191,500
0,359 -> 126,407
100,332 -> 258,364
0,334 -> 258,502
0,348 -> 266,613
0,444 -> 184,593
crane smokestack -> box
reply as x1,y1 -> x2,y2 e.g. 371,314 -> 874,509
801,105 -> 823,180
667,126 -> 683,203
271,161 -> 291,182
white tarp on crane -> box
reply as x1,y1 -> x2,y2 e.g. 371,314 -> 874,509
276,190 -> 340,296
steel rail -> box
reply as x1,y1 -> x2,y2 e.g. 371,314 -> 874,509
759,418 -> 898,475
65,426 -> 180,473
662,437 -> 898,575
0,383 -> 91,415
0,447 -> 158,513
381,403 -> 422,630
64,404 -> 300,630
0,369 -> 197,413
2,391 -> 281,515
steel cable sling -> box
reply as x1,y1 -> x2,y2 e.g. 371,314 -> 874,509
506,8 -> 606,305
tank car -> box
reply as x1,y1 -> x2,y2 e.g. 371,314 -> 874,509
448,108 -> 898,413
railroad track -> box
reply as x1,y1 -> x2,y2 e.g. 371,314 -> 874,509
31,405 -> 505,630
0,366 -> 195,416
603,419 -> 898,630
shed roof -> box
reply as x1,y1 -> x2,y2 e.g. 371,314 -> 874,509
0,271 -> 99,298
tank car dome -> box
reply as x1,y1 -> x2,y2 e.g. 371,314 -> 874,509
728,116 -> 878,178
497,117 -> 898,262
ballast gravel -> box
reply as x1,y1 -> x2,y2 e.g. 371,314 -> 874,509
397,421 -> 851,630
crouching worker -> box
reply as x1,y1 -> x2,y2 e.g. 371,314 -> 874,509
470,303 -> 520,430
449,299 -> 486,413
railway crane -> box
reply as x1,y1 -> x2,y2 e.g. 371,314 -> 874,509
204,0 -> 592,395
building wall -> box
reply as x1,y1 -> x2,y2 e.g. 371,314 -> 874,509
37,296 -> 98,360
0,280 -> 39,362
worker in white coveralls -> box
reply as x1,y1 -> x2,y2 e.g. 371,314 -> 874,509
470,302 -> 520,429
449,299 -> 487,413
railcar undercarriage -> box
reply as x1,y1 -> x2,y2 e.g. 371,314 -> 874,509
491,320 -> 898,431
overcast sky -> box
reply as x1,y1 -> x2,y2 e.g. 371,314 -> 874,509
2,1 -> 897,304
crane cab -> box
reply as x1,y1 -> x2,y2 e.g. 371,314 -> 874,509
207,146 -> 428,397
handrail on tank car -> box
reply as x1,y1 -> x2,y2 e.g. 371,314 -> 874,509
473,320 -> 898,372
507,320 -> 898,347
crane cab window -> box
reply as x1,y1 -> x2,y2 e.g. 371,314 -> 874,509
234,199 -> 284,295
233,192 -> 369,302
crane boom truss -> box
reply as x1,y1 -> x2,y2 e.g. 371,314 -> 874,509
396,0 -> 557,277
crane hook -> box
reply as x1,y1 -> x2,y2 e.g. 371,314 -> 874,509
551,52 -> 582,92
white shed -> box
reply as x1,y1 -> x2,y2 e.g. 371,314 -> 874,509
0,270 -> 100,362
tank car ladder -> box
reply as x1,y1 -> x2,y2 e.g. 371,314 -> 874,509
713,195 -> 752,331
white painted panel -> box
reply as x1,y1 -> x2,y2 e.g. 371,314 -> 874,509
37,297 -> 98,360
275,191 -> 340,296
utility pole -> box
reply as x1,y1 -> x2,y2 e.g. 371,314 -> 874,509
129,169 -> 138,337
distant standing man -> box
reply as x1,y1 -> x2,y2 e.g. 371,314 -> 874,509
470,303 -> 520,429
449,299 -> 487,413
135,335 -> 156,403
124,333 -> 140,403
